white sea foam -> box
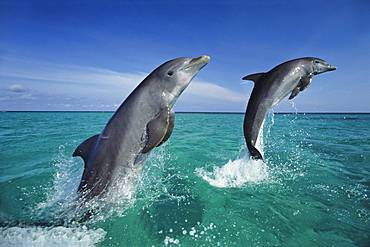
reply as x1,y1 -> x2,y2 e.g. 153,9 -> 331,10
38,143 -> 137,223
0,226 -> 106,247
196,152 -> 269,188
196,115 -> 270,188
0,146 -> 106,247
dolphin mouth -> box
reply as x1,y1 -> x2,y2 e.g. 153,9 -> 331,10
182,55 -> 210,70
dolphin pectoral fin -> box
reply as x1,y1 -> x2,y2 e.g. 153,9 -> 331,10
242,73 -> 266,83
156,109 -> 175,147
289,87 -> 301,100
73,134 -> 99,163
288,74 -> 313,100
300,74 -> 313,91
142,107 -> 170,154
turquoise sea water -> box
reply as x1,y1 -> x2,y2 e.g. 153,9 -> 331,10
0,112 -> 369,246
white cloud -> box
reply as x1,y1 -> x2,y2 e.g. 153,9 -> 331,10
187,80 -> 246,103
19,94 -> 38,100
0,56 -> 146,89
6,84 -> 30,93
0,56 -> 247,111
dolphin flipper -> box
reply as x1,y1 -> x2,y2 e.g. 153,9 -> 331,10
299,74 -> 313,91
72,134 -> 99,163
289,87 -> 301,99
142,107 -> 171,154
156,109 -> 175,147
289,74 -> 313,99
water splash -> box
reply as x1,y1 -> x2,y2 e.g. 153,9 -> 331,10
43,142 -> 140,224
0,226 -> 106,247
196,111 -> 274,188
196,153 -> 269,188
33,143 -> 83,223
0,142 -> 129,246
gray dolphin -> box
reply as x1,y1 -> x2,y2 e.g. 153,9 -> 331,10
73,55 -> 210,202
242,57 -> 336,160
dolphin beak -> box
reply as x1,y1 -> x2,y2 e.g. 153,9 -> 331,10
328,65 -> 337,71
182,55 -> 210,70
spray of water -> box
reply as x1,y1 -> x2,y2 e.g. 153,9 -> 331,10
196,154 -> 269,188
196,111 -> 276,188
1,226 -> 106,247
0,142 -> 110,246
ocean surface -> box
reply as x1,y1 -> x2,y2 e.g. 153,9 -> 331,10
0,111 -> 369,247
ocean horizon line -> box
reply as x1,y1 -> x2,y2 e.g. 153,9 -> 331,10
1,110 -> 369,114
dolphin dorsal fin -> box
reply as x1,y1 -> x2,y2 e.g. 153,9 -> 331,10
242,73 -> 266,83
72,134 -> 99,164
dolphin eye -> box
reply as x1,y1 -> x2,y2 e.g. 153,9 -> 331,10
167,70 -> 174,76
315,60 -> 320,64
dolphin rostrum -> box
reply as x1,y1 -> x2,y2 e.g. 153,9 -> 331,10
73,55 -> 210,202
242,57 -> 336,160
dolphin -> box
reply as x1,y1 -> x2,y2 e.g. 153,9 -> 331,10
73,55 -> 210,202
242,57 -> 336,160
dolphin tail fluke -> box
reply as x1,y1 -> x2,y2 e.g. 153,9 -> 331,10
249,146 -> 263,160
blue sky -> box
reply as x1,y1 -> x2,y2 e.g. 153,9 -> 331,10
1,0 -> 369,112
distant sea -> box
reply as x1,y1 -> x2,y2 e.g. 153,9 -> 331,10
0,112 -> 369,246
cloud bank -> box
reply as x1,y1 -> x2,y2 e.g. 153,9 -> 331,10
0,56 -> 247,111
